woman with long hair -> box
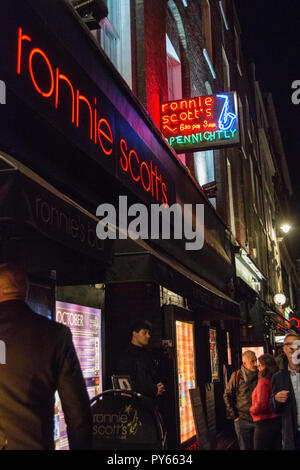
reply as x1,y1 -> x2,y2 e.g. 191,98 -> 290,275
250,353 -> 282,450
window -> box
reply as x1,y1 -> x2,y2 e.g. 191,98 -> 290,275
227,158 -> 236,237
99,0 -> 132,88
238,97 -> 246,157
194,150 -> 214,186
166,35 -> 182,101
205,81 -> 213,95
255,173 -> 262,216
249,157 -> 256,208
222,46 -> 230,91
234,27 -> 242,76
202,0 -> 213,62
219,1 -> 229,30
166,35 -> 185,165
245,96 -> 251,141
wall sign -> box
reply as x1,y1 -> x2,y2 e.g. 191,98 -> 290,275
161,92 -> 240,153
0,2 -> 175,208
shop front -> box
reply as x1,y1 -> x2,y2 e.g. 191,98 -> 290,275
104,239 -> 240,449
1,0 -> 241,450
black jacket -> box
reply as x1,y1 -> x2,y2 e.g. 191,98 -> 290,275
0,300 -> 92,450
223,366 -> 258,421
117,344 -> 158,398
271,359 -> 299,450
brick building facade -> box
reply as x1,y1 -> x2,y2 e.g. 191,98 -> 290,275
0,0 -> 299,450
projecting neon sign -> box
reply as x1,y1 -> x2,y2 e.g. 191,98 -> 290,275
161,92 -> 240,153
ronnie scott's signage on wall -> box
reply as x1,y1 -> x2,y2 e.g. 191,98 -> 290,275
0,1 -> 175,207
161,92 -> 240,153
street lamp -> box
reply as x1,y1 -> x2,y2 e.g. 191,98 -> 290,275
280,224 -> 292,234
274,293 -> 287,306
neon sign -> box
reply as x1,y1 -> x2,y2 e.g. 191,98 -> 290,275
161,92 -> 239,153
288,318 -> 300,329
14,27 -> 170,207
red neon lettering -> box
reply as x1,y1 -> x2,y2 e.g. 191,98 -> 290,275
188,99 -> 197,109
55,68 -> 75,123
163,125 -> 177,133
162,182 -> 168,207
150,161 -> 161,201
94,97 -> 97,144
162,115 -> 170,125
120,139 -> 129,171
129,150 -> 140,182
29,48 -> 54,98
140,161 -> 151,192
205,97 -> 213,106
288,318 -> 300,328
76,90 -> 93,141
97,118 -> 113,155
161,103 -> 169,112
170,102 -> 178,111
170,114 -> 178,123
179,112 -> 188,121
180,100 -> 188,110
17,27 -> 31,75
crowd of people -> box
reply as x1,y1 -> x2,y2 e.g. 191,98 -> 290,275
224,336 -> 300,450
1,262 -> 300,451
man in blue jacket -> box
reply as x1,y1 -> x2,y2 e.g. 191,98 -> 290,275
271,333 -> 300,450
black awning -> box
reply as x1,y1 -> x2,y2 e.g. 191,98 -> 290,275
235,277 -> 258,303
106,241 -> 240,321
0,167 -> 108,267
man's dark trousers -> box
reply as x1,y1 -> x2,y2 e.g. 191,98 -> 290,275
234,418 -> 255,450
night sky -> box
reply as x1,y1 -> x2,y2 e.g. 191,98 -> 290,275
235,0 -> 300,260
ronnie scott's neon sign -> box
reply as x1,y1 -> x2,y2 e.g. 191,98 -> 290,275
161,92 -> 239,153
16,27 -> 169,206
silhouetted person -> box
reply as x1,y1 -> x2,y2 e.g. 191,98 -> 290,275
250,353 -> 281,450
117,321 -> 165,399
0,263 -> 92,450
223,350 -> 258,450
271,333 -> 300,450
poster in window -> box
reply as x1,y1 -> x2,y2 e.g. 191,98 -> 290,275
226,331 -> 232,365
175,321 -> 197,444
55,302 -> 102,450
209,328 -> 219,382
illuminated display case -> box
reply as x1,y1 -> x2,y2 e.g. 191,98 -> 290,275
55,301 -> 102,450
175,320 -> 197,444
209,328 -> 220,382
226,331 -> 232,366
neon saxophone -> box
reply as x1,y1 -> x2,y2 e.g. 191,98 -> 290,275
216,94 -> 237,131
